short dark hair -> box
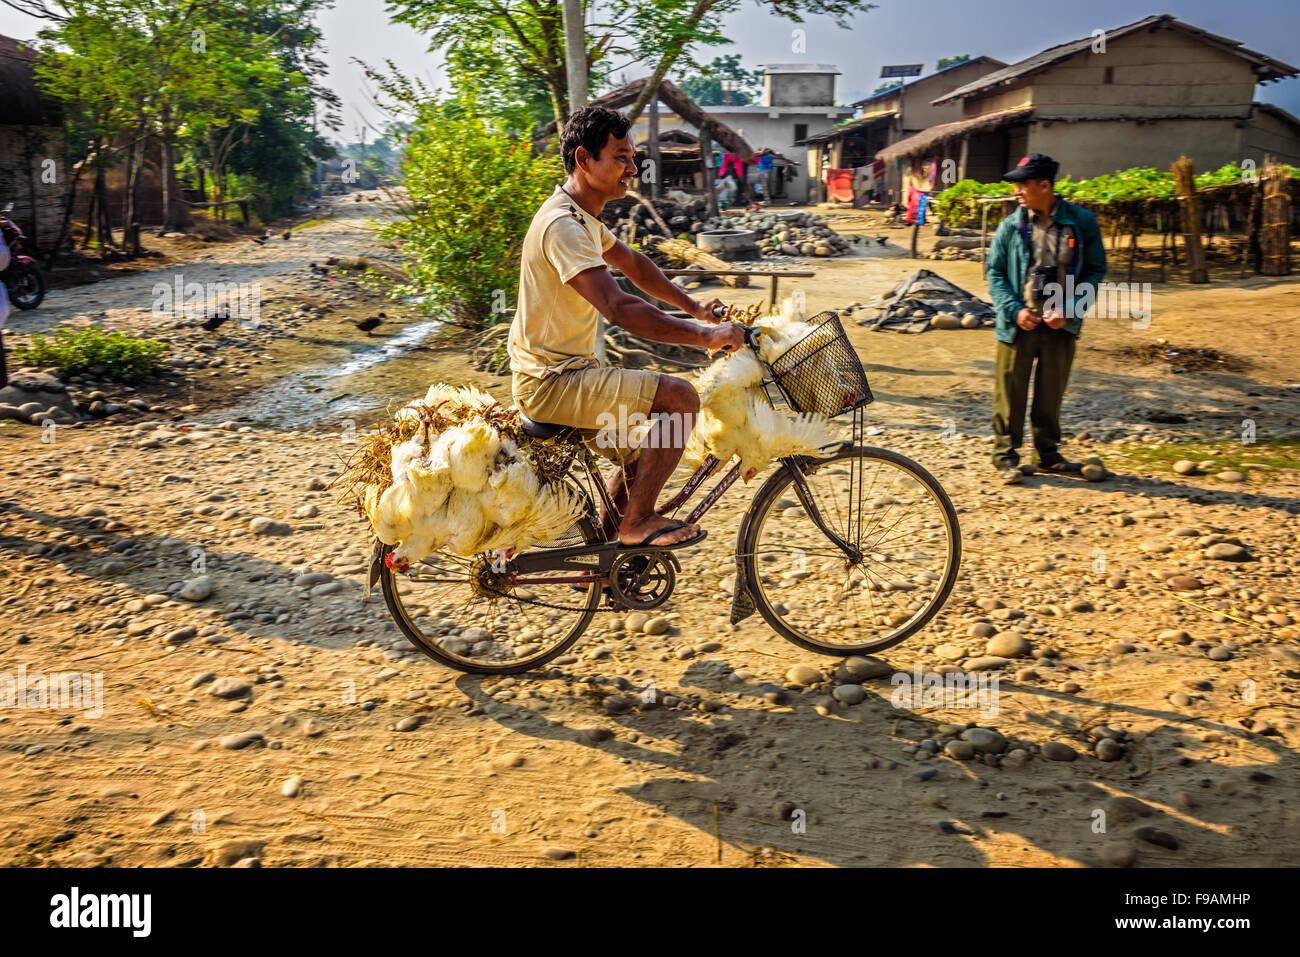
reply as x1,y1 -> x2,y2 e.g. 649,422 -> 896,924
561,106 -> 631,174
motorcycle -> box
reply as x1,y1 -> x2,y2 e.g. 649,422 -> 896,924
0,204 -> 47,310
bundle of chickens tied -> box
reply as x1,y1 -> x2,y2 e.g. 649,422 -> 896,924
351,298 -> 855,564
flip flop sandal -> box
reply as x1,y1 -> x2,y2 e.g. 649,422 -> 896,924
621,520 -> 708,550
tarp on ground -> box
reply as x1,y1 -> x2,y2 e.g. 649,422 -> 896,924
858,268 -> 997,333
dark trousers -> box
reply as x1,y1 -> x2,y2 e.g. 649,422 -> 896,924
991,326 -> 1076,468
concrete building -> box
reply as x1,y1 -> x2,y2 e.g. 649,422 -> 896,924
631,65 -> 853,203
800,56 -> 1006,202
878,15 -> 1300,201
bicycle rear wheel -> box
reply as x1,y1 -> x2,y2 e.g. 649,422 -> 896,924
740,445 -> 960,656
380,514 -> 603,675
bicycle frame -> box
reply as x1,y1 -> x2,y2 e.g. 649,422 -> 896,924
490,328 -> 864,587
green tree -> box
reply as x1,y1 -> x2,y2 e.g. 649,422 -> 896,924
676,54 -> 762,106
871,79 -> 902,95
936,54 -> 970,70
27,0 -> 336,232
369,69 -> 564,328
386,0 -> 878,128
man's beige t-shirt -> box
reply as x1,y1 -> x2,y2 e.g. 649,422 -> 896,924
508,186 -> 617,379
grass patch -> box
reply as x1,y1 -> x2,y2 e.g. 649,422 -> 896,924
292,217 -> 330,232
13,326 -> 167,384
1106,437 -> 1300,476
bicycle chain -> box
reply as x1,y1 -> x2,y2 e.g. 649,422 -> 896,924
477,577 -> 623,615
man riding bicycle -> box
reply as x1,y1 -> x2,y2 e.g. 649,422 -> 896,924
508,105 -> 746,549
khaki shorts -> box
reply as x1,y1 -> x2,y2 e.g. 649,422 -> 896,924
513,365 -> 661,466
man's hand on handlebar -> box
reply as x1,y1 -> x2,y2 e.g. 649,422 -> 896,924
692,297 -> 727,323
706,321 -> 746,355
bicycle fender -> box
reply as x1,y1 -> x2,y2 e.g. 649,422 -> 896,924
364,536 -> 384,599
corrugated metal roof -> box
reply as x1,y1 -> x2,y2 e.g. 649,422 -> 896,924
798,112 -> 896,145
932,15 -> 1299,106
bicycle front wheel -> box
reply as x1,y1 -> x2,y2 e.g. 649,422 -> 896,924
741,445 -> 960,656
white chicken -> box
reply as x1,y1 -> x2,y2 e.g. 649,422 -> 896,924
686,346 -> 836,481
364,383 -> 587,562
755,299 -> 859,416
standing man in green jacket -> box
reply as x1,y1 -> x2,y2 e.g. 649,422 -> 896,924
986,153 -> 1107,484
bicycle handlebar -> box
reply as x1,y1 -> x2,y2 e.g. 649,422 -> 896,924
710,303 -> 761,351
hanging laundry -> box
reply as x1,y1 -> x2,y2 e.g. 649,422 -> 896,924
719,152 -> 746,179
826,168 -> 855,203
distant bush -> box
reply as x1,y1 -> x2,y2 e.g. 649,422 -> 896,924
372,74 -> 564,329
14,327 -> 167,383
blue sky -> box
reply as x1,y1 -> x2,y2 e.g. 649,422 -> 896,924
3,0 -> 1298,138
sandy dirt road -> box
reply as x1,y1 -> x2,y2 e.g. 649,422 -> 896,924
1,204 -> 1298,868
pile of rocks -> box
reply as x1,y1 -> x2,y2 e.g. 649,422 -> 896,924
601,198 -> 856,258
0,367 -> 153,425
702,210 -> 855,258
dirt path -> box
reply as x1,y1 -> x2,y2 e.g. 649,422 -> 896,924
1,208 -> 1299,868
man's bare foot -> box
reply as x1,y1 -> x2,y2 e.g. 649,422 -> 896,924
618,514 -> 699,547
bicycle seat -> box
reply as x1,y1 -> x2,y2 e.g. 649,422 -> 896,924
518,414 -> 575,440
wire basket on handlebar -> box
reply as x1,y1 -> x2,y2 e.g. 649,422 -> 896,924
767,310 -> 873,418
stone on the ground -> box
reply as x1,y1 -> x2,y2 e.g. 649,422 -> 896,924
1101,841 -> 1137,867
832,684 -> 866,705
179,575 -> 213,601
207,678 -> 252,699
785,664 -> 822,687
1205,542 -> 1249,561
960,728 -> 1006,754
986,632 -> 1031,658
837,656 -> 891,680
249,517 -> 292,536
1041,741 -> 1077,761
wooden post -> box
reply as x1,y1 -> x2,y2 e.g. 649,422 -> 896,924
1172,157 -> 1208,283
1242,182 -> 1261,279
980,201 -> 990,278
1261,161 -> 1292,276
1127,215 -> 1138,282
648,88 -> 661,201
699,125 -> 718,218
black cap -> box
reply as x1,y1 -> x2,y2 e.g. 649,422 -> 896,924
1004,153 -> 1059,182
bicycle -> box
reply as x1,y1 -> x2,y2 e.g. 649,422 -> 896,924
370,309 -> 961,675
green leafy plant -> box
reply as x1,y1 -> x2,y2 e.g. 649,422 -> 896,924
934,164 -> 1299,225
369,70 -> 564,329
930,178 -> 1015,226
14,327 -> 167,383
